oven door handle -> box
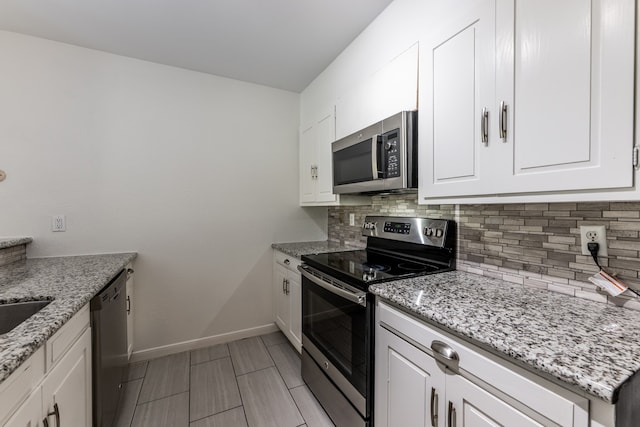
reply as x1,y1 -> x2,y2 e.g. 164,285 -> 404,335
298,265 -> 367,307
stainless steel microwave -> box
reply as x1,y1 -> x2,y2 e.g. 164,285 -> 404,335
332,111 -> 417,194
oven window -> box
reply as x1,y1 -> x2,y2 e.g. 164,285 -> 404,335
333,138 -> 380,185
302,277 -> 369,396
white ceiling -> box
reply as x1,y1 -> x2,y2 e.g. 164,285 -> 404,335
0,0 -> 394,92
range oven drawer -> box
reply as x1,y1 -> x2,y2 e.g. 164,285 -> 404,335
302,348 -> 368,427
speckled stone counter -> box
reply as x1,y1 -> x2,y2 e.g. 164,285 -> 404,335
271,241 -> 362,259
0,237 -> 32,250
370,270 -> 640,403
0,253 -> 136,384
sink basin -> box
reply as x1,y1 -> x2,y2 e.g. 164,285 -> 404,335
0,300 -> 51,335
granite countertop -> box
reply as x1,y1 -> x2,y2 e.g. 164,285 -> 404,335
0,253 -> 137,384
370,270 -> 640,403
0,237 -> 33,250
271,241 -> 363,258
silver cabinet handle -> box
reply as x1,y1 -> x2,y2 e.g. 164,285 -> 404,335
285,279 -> 289,295
126,295 -> 131,314
282,278 -> 286,294
431,340 -> 459,362
499,101 -> 508,141
45,403 -> 60,427
430,387 -> 439,427
448,401 -> 456,427
481,108 -> 489,145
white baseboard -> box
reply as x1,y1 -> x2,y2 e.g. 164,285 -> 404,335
129,322 -> 280,363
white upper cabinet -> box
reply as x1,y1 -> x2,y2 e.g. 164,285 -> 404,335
299,107 -> 369,206
299,108 -> 339,205
336,43 -> 419,140
420,0 -> 636,201
420,0 -> 497,197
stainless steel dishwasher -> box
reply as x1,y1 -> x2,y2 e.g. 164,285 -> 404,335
91,269 -> 128,427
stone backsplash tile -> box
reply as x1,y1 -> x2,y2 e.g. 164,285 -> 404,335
328,193 -> 640,309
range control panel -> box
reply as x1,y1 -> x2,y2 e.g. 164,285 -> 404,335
384,130 -> 400,178
383,221 -> 411,234
361,216 -> 453,249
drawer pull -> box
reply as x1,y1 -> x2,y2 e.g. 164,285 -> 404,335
284,259 -> 290,266
431,340 -> 459,362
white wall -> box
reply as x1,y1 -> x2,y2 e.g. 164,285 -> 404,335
0,31 -> 327,353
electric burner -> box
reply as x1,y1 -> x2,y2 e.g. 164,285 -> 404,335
397,262 -> 429,272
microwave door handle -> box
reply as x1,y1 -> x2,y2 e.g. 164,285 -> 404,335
371,134 -> 380,179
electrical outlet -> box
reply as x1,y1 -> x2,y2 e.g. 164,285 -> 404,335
52,215 -> 66,232
579,225 -> 607,256
349,213 -> 356,226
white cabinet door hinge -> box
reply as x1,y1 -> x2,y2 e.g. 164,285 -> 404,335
634,146 -> 639,169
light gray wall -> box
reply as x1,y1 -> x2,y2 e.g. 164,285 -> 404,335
0,31 -> 327,353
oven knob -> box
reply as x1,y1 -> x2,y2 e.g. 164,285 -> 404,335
435,229 -> 444,238
425,227 -> 434,236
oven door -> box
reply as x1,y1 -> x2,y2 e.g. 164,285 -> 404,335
299,265 -> 372,420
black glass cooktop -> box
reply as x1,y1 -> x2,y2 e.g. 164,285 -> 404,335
302,249 -> 447,289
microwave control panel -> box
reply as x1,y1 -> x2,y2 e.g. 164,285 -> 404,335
384,130 -> 400,178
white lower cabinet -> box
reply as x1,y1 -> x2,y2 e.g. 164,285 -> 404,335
125,264 -> 135,358
272,250 -> 302,352
41,328 -> 92,427
1,305 -> 92,427
3,388 -> 42,427
375,301 -> 589,427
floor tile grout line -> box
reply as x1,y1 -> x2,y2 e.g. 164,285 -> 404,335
188,404 -> 244,424
227,346 -> 250,427
136,389 -> 190,405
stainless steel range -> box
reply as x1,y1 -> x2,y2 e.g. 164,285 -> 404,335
298,216 -> 456,427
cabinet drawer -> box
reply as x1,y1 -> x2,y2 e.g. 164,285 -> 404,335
46,303 -> 90,371
378,301 -> 589,427
274,251 -> 301,272
0,346 -> 45,425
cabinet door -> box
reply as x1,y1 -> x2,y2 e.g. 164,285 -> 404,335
299,123 -> 316,203
273,263 -> 289,333
419,0 -> 497,199
496,0 -> 634,193
314,111 -> 338,203
286,271 -> 302,352
3,389 -> 42,427
446,374 -> 543,427
336,43 -> 419,140
41,328 -> 92,427
375,325 -> 446,427
126,267 -> 134,359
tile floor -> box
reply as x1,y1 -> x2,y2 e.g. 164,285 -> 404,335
113,331 -> 335,427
